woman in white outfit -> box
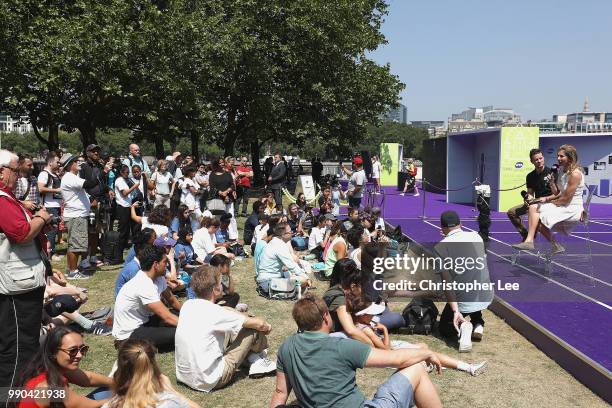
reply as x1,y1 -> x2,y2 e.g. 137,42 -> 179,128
512,144 -> 585,254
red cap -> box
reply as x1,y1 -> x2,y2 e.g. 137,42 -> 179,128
353,156 -> 363,166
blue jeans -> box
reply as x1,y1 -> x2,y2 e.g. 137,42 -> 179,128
86,387 -> 112,400
45,207 -> 61,255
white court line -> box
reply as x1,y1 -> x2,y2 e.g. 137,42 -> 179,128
591,220 -> 612,228
421,220 -> 612,289
488,231 -> 612,235
420,219 -> 612,311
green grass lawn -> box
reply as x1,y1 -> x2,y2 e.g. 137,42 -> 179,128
55,202 -> 607,408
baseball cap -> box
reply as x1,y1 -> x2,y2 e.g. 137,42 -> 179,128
353,156 -> 363,166
440,210 -> 461,228
355,302 -> 386,316
85,144 -> 101,152
60,153 -> 78,170
154,236 -> 177,247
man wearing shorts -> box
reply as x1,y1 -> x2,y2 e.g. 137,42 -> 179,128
270,296 -> 442,408
60,153 -> 99,279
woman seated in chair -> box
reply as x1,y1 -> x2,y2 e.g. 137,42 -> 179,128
512,144 -> 585,254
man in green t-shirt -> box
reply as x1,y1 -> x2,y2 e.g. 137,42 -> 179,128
270,296 -> 443,408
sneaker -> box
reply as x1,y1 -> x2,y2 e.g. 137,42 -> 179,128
248,357 -> 276,378
519,229 -> 528,242
549,242 -> 565,255
89,321 -> 112,336
472,324 -> 484,341
67,270 -> 90,280
458,322 -> 473,353
235,303 -> 249,313
82,307 -> 112,321
469,361 -> 488,376
90,256 -> 104,267
413,192 -> 420,196
399,192 -> 405,196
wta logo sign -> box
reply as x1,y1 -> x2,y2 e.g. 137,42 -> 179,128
515,161 -> 524,169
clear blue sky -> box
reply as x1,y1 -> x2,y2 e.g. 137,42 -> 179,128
369,0 -> 612,121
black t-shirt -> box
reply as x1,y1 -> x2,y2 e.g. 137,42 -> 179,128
208,172 -> 234,193
526,167 -> 552,198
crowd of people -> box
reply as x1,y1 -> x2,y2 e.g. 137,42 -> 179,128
0,142 -> 587,407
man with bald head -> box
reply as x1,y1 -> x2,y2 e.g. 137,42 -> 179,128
123,143 -> 151,177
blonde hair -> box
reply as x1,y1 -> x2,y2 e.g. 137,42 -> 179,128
558,144 -> 581,174
157,159 -> 168,170
109,340 -> 163,408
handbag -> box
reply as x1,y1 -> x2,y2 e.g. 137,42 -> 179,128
206,198 -> 226,212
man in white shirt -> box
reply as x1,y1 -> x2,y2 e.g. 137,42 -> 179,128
341,156 -> 367,210
434,210 -> 493,353
113,245 -> 182,351
175,265 -> 276,392
60,154 -> 98,279
38,152 -> 63,260
256,223 -> 309,293
371,154 -> 382,194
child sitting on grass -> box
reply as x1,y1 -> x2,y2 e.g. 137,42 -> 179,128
350,296 -> 487,376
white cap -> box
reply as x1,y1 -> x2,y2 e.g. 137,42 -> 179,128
355,302 -> 386,316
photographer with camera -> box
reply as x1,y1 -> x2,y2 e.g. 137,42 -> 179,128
115,164 -> 143,251
38,151 -> 63,260
506,148 -> 556,242
79,144 -> 114,268
60,153 -> 101,279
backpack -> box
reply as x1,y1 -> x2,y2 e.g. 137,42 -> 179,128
402,298 -> 439,335
257,278 -> 301,300
101,230 -> 123,265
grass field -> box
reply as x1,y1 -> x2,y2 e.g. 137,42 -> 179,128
53,203 -> 607,408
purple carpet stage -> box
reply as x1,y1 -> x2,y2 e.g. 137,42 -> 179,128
363,185 -> 612,401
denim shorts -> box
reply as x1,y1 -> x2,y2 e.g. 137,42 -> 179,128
364,371 -> 414,408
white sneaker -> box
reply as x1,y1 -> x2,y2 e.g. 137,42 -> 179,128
472,324 -> 484,341
248,356 -> 276,378
413,192 -> 420,196
469,361 -> 487,376
399,192 -> 405,196
458,322 -> 473,352
67,270 -> 90,280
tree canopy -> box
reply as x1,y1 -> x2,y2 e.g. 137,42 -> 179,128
0,0 -> 405,163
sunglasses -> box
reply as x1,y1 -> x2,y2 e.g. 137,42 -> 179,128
59,344 -> 89,359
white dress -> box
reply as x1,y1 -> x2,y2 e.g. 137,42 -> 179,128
539,170 -> 585,235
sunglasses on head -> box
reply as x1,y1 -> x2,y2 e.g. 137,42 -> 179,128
59,344 -> 89,359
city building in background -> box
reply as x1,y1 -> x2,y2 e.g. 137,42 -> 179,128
0,113 -> 34,134
383,103 -> 408,124
410,120 -> 446,138
448,105 -> 521,133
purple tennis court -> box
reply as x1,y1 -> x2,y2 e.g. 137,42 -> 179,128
362,185 -> 612,398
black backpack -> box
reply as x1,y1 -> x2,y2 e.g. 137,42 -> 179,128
402,298 -> 439,335
102,230 -> 124,265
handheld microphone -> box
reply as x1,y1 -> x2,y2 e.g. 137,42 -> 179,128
520,190 -> 529,200
551,164 -> 559,174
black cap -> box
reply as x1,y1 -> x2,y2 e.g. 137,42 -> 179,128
440,210 -> 460,228
85,144 -> 101,152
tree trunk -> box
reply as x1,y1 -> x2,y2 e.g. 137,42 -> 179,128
78,122 -> 97,152
250,137 -> 262,186
48,124 -> 59,151
154,133 -> 165,159
190,130 -> 199,161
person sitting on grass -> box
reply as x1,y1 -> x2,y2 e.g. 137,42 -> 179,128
349,296 -> 487,376
130,203 -> 172,238
102,339 -> 198,408
269,295 -> 443,408
307,214 -> 333,262
209,254 -> 247,311
124,227 -> 157,264
112,246 -> 182,352
251,213 -> 270,253
256,222 -> 310,294
170,204 -> 200,241
244,201 -> 263,247
175,265 -> 276,393
192,217 -> 235,262
116,228 -> 156,297
175,227 -> 204,272
19,326 -> 113,408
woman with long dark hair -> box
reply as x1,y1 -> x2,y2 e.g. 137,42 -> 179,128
102,339 -> 197,408
170,204 -> 199,240
130,204 -> 172,238
208,158 -> 238,238
18,326 -> 112,407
